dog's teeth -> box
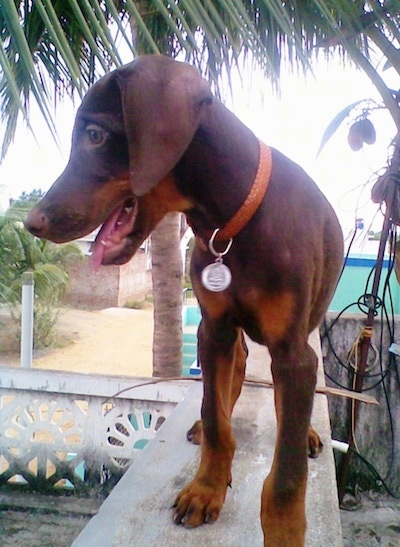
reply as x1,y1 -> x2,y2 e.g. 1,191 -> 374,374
101,240 -> 110,247
116,221 -> 123,226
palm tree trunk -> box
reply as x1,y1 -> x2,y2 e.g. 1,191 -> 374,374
151,213 -> 183,377
129,10 -> 184,378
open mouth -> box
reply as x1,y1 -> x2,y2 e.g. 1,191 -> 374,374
91,198 -> 138,270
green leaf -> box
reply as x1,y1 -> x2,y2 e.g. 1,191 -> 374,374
1,0 -> 59,143
317,99 -> 370,157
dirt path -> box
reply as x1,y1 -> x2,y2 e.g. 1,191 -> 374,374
1,307 -> 154,377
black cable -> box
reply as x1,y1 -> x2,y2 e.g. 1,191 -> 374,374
323,217 -> 400,492
323,316 -> 395,383
380,227 -> 398,478
338,224 -> 359,281
349,447 -> 400,499
323,225 -> 399,387
377,226 -> 397,479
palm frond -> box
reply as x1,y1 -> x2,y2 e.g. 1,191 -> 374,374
31,262 -> 70,300
1,0 -> 59,155
1,0 -> 400,158
0,280 -> 18,305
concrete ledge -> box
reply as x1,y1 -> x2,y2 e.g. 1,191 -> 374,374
73,335 -> 343,546
0,366 -> 189,402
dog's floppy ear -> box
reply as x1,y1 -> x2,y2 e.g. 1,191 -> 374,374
116,56 -> 212,196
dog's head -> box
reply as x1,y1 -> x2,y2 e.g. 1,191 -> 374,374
25,55 -> 212,267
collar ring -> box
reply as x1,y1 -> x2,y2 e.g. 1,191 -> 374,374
208,228 -> 233,258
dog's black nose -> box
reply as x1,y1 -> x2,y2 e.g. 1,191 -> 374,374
24,209 -> 49,238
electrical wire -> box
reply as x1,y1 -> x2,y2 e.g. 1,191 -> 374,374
323,227 -> 399,387
376,227 -> 397,480
322,217 -> 400,494
349,447 -> 400,499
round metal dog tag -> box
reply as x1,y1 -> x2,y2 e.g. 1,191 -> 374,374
201,262 -> 232,292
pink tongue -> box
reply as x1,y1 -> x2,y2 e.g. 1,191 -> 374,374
91,205 -> 124,271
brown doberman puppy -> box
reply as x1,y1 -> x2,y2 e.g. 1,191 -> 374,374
25,55 -> 343,546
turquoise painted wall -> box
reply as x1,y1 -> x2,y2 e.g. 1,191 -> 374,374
182,305 -> 202,327
329,255 -> 400,314
182,255 -> 400,340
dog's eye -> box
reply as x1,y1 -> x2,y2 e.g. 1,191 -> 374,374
86,125 -> 106,146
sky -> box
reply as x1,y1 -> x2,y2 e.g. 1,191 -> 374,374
0,56 -> 398,241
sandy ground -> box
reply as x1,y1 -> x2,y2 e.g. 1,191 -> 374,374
0,306 -> 154,377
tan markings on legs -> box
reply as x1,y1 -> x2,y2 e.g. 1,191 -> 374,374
192,281 -> 233,323
261,342 -> 318,546
229,330 -> 248,412
308,425 -> 323,458
187,329 -> 248,445
174,323 -> 244,527
255,291 -> 296,343
239,289 -> 296,345
262,474 -> 307,547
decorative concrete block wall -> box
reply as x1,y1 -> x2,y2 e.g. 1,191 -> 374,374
0,367 -> 188,490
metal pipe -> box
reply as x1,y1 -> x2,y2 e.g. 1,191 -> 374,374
20,271 -> 34,368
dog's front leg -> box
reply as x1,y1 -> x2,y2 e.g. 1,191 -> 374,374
261,340 -> 318,546
173,316 -> 244,528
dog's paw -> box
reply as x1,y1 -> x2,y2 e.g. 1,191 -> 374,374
307,426 -> 323,458
172,480 -> 226,528
186,419 -> 203,445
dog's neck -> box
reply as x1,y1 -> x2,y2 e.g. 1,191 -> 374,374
175,100 -> 270,244
189,141 -> 271,249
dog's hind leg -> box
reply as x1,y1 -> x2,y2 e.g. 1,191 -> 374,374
307,424 -> 323,458
186,329 -> 248,445
173,316 -> 246,527
261,339 -> 318,547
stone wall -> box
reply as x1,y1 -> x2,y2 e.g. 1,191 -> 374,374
322,312 -> 400,495
64,250 -> 152,309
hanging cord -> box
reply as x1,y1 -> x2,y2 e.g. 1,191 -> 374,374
323,217 -> 400,493
347,325 -> 378,454
347,326 -> 377,376
376,225 -> 398,480
340,446 -> 400,502
323,225 -> 399,390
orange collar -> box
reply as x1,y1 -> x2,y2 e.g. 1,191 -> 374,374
191,140 -> 272,249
